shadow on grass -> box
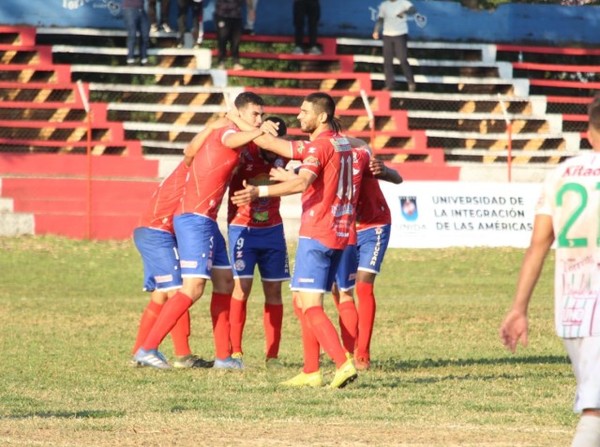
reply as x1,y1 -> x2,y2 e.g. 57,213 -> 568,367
390,354 -> 570,371
3,410 -> 125,420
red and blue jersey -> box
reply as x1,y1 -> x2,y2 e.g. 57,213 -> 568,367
228,144 -> 289,227
291,130 -> 354,250
178,124 -> 242,220
139,161 -> 188,233
356,168 -> 392,231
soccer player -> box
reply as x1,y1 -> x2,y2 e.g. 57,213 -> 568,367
331,139 -> 402,370
499,95 -> 600,447
134,92 -> 268,369
231,92 -> 358,388
131,122 -> 224,369
227,116 -> 291,367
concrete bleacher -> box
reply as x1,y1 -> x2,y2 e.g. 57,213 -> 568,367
0,26 -> 161,239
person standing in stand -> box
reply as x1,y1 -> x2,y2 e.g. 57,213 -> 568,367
500,95 -> 600,447
372,0 -> 417,92
122,0 -> 150,65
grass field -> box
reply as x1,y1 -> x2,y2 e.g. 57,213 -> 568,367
0,236 -> 575,446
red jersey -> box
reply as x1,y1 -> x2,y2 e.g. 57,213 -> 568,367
179,124 -> 242,220
349,145 -> 371,244
291,130 -> 353,249
228,144 -> 289,227
355,168 -> 392,231
139,161 -> 188,233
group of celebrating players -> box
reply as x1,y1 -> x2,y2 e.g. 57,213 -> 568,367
130,90 -> 402,389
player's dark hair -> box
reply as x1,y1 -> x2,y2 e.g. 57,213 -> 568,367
264,116 -> 287,137
234,91 -> 265,109
588,94 -> 600,132
305,92 -> 342,133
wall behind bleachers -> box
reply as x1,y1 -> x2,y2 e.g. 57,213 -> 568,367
3,1 -> 600,45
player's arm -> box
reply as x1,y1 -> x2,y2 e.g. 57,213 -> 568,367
231,169 -> 315,206
398,5 -> 416,17
499,214 -> 554,353
183,117 -> 228,166
226,110 -> 293,158
370,157 -> 403,184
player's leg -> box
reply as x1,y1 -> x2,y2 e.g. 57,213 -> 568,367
394,33 -> 415,91
332,244 -> 358,353
382,35 -> 396,90
355,225 -> 391,370
256,225 -> 290,363
564,337 -> 600,446
280,291 -> 323,387
230,277 -> 252,357
210,229 -> 241,368
261,280 -> 283,362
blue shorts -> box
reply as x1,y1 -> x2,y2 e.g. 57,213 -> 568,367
357,224 -> 391,275
133,226 -> 182,292
335,244 -> 358,291
291,238 -> 343,293
228,224 -> 290,281
173,213 -> 230,279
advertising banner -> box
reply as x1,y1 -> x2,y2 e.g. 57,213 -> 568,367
381,182 -> 542,248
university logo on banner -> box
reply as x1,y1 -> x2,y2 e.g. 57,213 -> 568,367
400,196 -> 418,221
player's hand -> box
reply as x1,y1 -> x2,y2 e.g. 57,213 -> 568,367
260,120 -> 279,137
369,157 -> 386,176
269,167 -> 296,183
499,310 -> 529,353
231,180 -> 258,205
372,31 -> 379,40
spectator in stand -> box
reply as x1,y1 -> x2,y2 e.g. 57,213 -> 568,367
122,0 -> 150,65
292,0 -> 321,55
227,116 -> 291,368
148,0 -> 172,33
244,0 -> 258,35
177,0 -> 205,48
214,0 -> 245,70
373,0 -> 417,92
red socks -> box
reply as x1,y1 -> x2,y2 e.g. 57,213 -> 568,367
264,303 -> 283,359
142,292 -> 193,351
229,298 -> 247,354
170,310 -> 192,358
356,281 -> 376,359
132,300 -> 163,355
337,300 -> 358,353
293,299 -> 320,373
211,292 -> 232,360
304,306 -> 347,368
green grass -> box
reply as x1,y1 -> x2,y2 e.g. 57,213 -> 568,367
0,236 -> 575,446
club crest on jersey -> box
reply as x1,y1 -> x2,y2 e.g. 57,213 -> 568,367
234,260 -> 246,271
274,158 -> 285,169
400,196 -> 418,221
303,156 -> 320,167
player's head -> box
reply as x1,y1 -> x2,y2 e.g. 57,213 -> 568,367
587,95 -> 600,151
260,116 -> 288,162
234,92 -> 265,128
264,116 -> 287,137
298,92 -> 342,134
